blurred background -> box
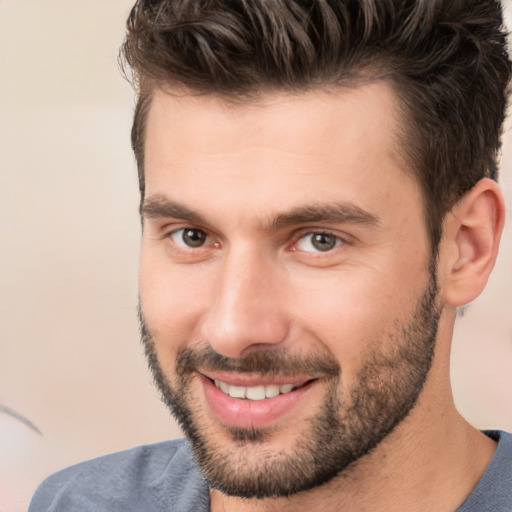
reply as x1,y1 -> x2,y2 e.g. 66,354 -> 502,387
0,1 -> 511,511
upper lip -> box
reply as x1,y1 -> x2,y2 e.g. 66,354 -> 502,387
198,371 -> 315,388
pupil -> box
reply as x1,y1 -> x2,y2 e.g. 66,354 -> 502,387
183,229 -> 206,247
312,233 -> 335,251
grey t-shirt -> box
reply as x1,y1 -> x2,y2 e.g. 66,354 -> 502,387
29,439 -> 210,512
458,431 -> 512,511
29,431 -> 512,511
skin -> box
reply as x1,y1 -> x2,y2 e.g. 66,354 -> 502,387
139,82 -> 504,511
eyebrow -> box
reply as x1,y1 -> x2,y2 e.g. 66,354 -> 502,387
266,203 -> 379,229
141,194 -> 379,229
141,195 -> 207,224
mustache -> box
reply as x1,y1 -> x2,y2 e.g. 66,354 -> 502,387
139,307 -> 340,378
139,312 -> 340,378
175,344 -> 341,379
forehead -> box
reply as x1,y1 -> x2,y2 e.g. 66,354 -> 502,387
143,83 -> 420,224
145,82 -> 403,157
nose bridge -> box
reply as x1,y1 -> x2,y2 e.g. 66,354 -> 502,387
201,243 -> 288,358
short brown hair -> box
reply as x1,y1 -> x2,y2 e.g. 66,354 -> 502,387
120,0 -> 511,250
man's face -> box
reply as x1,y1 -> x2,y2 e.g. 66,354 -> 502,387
139,84 -> 442,498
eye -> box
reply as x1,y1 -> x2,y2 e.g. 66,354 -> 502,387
296,232 -> 343,253
169,228 -> 208,248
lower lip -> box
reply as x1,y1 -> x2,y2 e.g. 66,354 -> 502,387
199,374 -> 317,429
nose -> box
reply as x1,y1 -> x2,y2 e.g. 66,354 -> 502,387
199,246 -> 289,359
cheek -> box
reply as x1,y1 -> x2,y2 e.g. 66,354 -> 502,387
289,265 -> 426,379
290,278 -> 384,375
139,250 -> 211,357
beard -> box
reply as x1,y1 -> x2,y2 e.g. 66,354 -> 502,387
140,271 -> 441,499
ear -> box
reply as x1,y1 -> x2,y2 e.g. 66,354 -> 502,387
439,178 -> 506,307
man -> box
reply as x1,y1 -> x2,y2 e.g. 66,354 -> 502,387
29,0 -> 511,510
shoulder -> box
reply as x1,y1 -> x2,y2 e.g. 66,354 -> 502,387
482,430 -> 512,480
458,430 -> 512,511
28,439 -> 210,512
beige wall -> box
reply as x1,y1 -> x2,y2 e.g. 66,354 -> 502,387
0,2 -> 511,511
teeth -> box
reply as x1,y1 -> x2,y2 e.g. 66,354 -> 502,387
219,381 -> 230,394
213,380 -> 298,400
228,385 -> 246,399
265,385 -> 280,398
245,385 -> 266,400
279,384 -> 294,394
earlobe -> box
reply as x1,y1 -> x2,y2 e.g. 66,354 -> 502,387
440,178 -> 505,307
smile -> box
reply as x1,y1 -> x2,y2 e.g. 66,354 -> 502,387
199,373 -> 318,429
213,380 -> 299,400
